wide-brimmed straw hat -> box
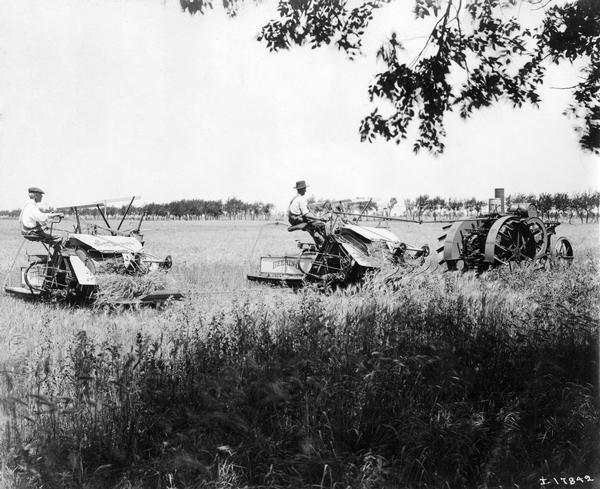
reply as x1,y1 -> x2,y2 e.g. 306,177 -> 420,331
293,180 -> 308,190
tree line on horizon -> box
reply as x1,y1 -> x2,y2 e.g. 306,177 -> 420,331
401,190 -> 600,222
0,198 -> 275,220
1,191 -> 598,222
310,191 -> 600,223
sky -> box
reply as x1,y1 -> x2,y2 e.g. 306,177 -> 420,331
0,0 -> 598,212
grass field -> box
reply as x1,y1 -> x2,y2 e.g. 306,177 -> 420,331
0,218 -> 598,488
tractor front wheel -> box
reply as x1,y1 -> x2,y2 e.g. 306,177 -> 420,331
552,237 -> 574,268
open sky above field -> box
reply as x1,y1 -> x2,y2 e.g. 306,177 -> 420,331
0,0 -> 598,211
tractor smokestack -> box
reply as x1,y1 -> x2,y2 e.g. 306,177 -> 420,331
494,188 -> 505,213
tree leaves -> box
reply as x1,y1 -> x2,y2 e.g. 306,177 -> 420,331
256,0 -> 383,57
181,0 -> 600,155
539,0 -> 600,154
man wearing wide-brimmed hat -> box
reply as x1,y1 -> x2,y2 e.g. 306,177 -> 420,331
288,180 -> 326,248
20,187 -> 64,246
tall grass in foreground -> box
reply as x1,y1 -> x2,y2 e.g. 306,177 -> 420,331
0,258 -> 598,489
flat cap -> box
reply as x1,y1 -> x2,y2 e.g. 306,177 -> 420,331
28,187 -> 44,194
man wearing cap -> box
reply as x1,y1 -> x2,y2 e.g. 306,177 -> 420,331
20,187 -> 64,246
288,180 -> 326,248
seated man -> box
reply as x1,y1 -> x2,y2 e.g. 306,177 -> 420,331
20,187 -> 64,246
288,180 -> 326,248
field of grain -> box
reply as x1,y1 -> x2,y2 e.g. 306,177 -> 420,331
0,218 -> 598,489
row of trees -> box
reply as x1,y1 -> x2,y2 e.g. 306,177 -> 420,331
0,198 -> 275,220
401,191 -> 600,223
140,198 -> 275,219
2,192 -> 599,222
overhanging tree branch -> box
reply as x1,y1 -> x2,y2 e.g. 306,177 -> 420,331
180,0 -> 600,155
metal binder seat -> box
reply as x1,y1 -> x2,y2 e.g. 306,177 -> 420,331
288,223 -> 309,232
21,230 -> 61,247
22,233 -> 47,243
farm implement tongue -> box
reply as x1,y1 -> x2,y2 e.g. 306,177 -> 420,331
107,290 -> 184,307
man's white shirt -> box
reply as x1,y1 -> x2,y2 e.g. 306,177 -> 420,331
289,194 -> 309,216
20,199 -> 51,229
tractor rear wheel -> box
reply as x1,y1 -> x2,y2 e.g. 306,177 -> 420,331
484,216 -> 536,268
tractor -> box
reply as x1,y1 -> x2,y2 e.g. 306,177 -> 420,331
438,189 -> 573,272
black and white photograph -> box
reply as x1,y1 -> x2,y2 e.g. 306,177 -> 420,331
0,0 -> 598,487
